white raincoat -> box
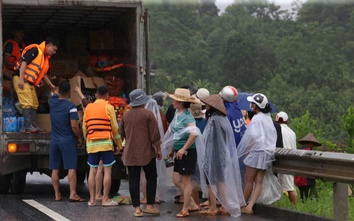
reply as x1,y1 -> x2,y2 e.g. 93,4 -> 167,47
237,112 -> 282,204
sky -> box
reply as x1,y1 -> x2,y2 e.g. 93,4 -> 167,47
215,0 -> 297,13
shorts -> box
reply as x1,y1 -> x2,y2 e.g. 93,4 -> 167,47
49,138 -> 77,170
173,148 -> 197,175
87,151 -> 116,168
244,151 -> 274,170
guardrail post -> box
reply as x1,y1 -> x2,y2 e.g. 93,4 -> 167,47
333,182 -> 348,221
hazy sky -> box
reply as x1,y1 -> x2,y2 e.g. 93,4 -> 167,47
215,0 -> 297,13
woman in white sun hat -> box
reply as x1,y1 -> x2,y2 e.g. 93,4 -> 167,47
237,93 -> 280,214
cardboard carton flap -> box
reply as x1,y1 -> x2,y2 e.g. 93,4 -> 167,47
69,71 -> 106,106
92,77 -> 105,87
82,77 -> 96,89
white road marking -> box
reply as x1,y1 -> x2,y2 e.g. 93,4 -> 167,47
23,199 -> 70,221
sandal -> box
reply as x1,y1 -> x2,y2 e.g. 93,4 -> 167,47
69,197 -> 86,202
200,201 -> 209,207
188,207 -> 201,213
218,208 -> 230,215
133,210 -> 144,217
176,210 -> 189,218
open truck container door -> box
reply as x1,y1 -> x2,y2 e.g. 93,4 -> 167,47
0,0 -> 146,194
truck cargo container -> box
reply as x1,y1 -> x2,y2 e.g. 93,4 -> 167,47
0,0 -> 149,194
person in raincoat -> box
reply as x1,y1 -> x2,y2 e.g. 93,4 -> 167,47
198,94 -> 245,217
237,93 -> 279,214
165,88 -> 201,218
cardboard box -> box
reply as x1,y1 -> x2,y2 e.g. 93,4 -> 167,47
50,60 -> 79,78
69,71 -> 105,106
37,114 -> 51,132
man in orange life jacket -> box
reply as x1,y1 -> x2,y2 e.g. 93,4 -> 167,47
13,37 -> 58,133
83,85 -> 123,207
3,23 -> 25,107
3,23 -> 25,80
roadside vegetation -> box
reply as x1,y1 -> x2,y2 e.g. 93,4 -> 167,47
145,0 -> 354,146
144,0 -> 354,218
274,180 -> 354,220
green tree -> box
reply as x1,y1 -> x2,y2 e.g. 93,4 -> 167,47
342,106 -> 354,153
145,0 -> 354,144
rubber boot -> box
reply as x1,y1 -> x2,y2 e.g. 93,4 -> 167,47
15,101 -> 23,115
23,108 -> 39,133
30,109 -> 44,132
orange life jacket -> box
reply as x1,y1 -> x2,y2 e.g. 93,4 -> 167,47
84,100 -> 113,141
3,39 -> 25,69
14,41 -> 50,87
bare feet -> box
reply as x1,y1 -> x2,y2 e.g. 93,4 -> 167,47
95,195 -> 103,202
200,200 -> 209,207
55,193 -> 62,201
140,198 -> 161,204
199,209 -> 218,215
241,207 -> 254,214
188,206 -> 201,212
69,194 -> 85,202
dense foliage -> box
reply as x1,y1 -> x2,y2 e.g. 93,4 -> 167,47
144,0 -> 354,146
274,180 -> 354,219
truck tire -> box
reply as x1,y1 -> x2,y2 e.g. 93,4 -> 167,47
110,179 -> 121,195
9,170 -> 27,194
76,170 -> 87,183
0,174 -> 11,194
110,154 -> 124,195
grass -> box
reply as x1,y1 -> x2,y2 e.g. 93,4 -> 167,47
273,180 -> 353,220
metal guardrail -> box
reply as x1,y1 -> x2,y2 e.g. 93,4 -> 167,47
273,148 -> 354,221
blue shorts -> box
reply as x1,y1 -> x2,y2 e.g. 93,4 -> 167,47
49,138 -> 77,170
87,151 -> 116,167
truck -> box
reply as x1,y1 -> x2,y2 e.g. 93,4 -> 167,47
0,0 -> 150,194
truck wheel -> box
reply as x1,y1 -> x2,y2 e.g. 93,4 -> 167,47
110,179 -> 121,195
0,174 -> 11,194
76,170 -> 87,183
10,170 -> 27,194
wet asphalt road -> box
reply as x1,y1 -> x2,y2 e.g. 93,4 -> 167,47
0,172 -> 277,221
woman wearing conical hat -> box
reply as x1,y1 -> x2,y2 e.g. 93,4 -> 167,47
294,133 -> 321,201
198,94 -> 245,217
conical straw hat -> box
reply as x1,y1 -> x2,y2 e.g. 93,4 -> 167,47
299,133 -> 321,146
200,94 -> 227,115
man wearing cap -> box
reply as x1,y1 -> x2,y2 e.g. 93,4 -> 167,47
295,133 -> 321,201
119,89 -> 162,217
276,111 -> 297,204
83,85 -> 123,207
